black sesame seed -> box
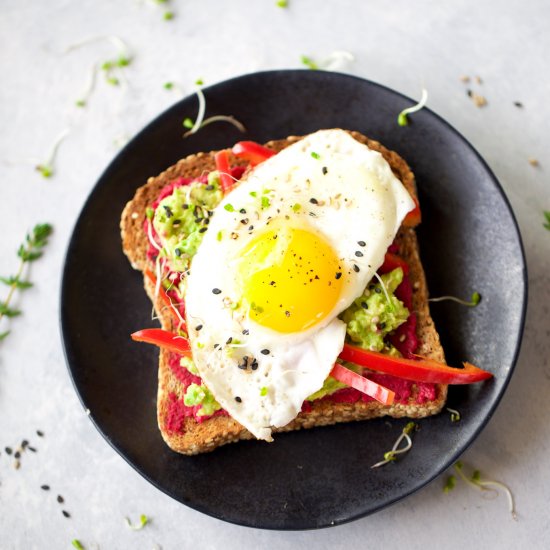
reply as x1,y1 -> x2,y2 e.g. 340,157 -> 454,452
322,166 -> 328,175
239,208 -> 247,214
62,510 -> 70,518
285,310 -> 291,317
357,240 -> 366,247
309,198 -> 318,205
212,288 -> 222,294
261,349 -> 270,355
174,248 -> 182,257
379,322 -> 386,329
27,446 -> 37,453
355,251 -> 364,257
182,204 -> 189,210
248,225 -> 254,231
242,329 -> 249,335
235,396 -> 242,403
204,218 -> 210,225
375,287 -> 382,294
57,495 -> 64,504
5,447 -> 12,455
361,301 -> 368,309
205,184 -> 215,191
226,337 -> 233,345
466,89 -> 473,97
335,272 -> 342,280
172,219 -> 181,226
514,101 -> 523,108
14,451 -> 20,459
199,227 -> 207,233
213,344 -> 219,349
251,360 -> 259,371
308,212 -> 317,217
163,205 -> 173,218
240,218 -> 249,224
195,324 -> 203,331
41,485 -> 50,491
353,264 -> 360,273
21,440 -> 28,449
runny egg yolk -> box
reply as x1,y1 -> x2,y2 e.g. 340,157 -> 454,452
237,225 -> 343,333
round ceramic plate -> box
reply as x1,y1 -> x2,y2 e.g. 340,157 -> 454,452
60,70 -> 527,530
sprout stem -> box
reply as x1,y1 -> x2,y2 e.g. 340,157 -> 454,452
397,88 -> 428,126
429,292 -> 481,307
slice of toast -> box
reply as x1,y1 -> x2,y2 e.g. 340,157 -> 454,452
121,131 -> 447,455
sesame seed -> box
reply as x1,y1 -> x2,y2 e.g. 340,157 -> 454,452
355,251 -> 363,257
239,208 -> 247,214
353,264 -> 360,273
41,485 -> 50,491
21,440 -> 28,449
361,301 -> 368,309
242,329 -> 249,335
235,396 -> 242,403
322,166 -> 328,175
5,447 -> 12,455
335,272 -> 342,280
309,198 -> 318,205
57,495 -> 64,504
174,248 -> 181,257
226,337 -> 233,344
14,451 -> 20,459
357,240 -> 366,247
62,510 -> 70,518
195,324 -> 203,331
212,288 -> 222,294
205,184 -> 215,191
285,310 -> 291,317
199,227 -> 207,233
261,349 -> 270,355
27,446 -> 37,453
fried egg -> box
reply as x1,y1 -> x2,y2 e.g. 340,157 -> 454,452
184,129 -> 415,440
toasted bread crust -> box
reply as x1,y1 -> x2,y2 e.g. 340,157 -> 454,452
121,130 -> 447,455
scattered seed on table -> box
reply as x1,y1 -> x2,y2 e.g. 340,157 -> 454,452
41,485 -> 50,491
36,430 -> 44,437
62,510 -> 71,518
5,447 -> 13,455
27,446 -> 37,453
57,495 -> 64,504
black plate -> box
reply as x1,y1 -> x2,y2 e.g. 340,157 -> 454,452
60,70 -> 527,530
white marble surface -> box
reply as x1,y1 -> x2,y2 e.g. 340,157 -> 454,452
1,0 -> 549,548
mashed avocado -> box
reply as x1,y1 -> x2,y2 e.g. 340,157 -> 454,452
341,267 -> 409,353
184,383 -> 222,416
153,172 -> 223,272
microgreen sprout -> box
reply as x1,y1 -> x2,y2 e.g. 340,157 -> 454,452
397,88 -> 428,126
276,0 -> 288,6
163,10 -> 174,20
447,461 -> 517,520
124,514 -> 149,530
310,151 -> 320,159
429,291 -> 481,307
71,541 -> 84,550
443,474 -> 457,493
372,272 -> 395,312
75,63 -> 98,107
543,211 -> 550,231
65,35 -> 132,92
301,55 -> 319,70
0,223 -> 53,340
33,129 -> 70,179
301,51 -> 354,71
446,407 -> 461,422
260,386 -> 268,396
371,422 -> 417,468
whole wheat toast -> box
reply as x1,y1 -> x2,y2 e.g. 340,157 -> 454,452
121,131 -> 447,455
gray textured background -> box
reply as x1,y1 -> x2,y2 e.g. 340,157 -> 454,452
1,0 -> 549,548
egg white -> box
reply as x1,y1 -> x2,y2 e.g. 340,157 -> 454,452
184,129 -> 415,440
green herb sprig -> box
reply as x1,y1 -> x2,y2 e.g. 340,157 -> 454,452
443,461 -> 517,520
543,210 -> 550,231
0,223 -> 53,340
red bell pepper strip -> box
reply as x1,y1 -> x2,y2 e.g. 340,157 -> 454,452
214,150 -> 235,193
339,343 -> 493,384
402,195 -> 421,227
330,363 -> 395,406
131,329 -> 191,357
379,252 -> 410,275
144,269 -> 186,329
232,141 -> 276,166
